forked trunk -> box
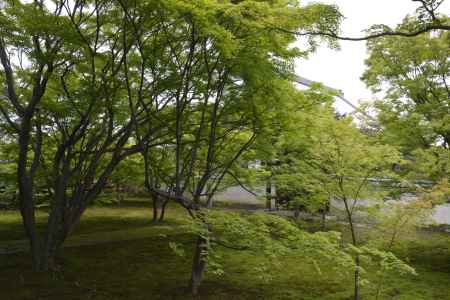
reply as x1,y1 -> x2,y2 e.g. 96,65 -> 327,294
39,215 -> 72,271
37,201 -> 84,271
30,231 -> 65,272
38,240 -> 60,271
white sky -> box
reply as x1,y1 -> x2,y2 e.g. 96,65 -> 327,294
294,0 -> 450,114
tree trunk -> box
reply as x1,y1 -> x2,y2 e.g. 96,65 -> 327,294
116,184 -> 123,207
206,197 -> 214,208
354,255 -> 361,300
321,210 -> 326,230
343,197 -> 360,300
265,178 -> 272,210
159,199 -> 169,222
41,202 -> 69,271
294,207 -> 300,219
17,121 -> 41,270
190,235 -> 208,296
30,237 -> 43,271
152,194 -> 159,223
40,235 -> 63,271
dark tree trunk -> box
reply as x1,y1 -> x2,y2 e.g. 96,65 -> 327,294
159,199 -> 169,222
265,178 -> 272,210
41,210 -> 64,270
343,197 -> 360,300
40,232 -> 65,271
17,119 -> 41,270
190,235 -> 208,296
294,207 -> 300,219
152,194 -> 159,223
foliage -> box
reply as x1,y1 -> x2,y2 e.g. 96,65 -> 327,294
363,24 -> 450,181
2,201 -> 445,299
184,210 -> 354,278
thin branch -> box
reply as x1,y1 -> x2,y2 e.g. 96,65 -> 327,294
226,170 -> 258,197
0,101 -> 19,132
0,38 -> 23,115
272,24 -> 450,41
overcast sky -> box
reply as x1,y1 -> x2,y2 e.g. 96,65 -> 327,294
294,0 -> 450,114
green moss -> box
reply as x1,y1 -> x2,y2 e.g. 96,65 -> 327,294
1,198 -> 449,299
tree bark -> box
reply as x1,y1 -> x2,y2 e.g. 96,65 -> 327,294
159,199 -> 169,222
354,255 -> 361,300
343,197 -> 360,300
41,212 -> 63,270
190,235 -> 208,296
17,118 -> 42,270
265,177 -> 272,210
206,197 -> 214,208
116,184 -> 123,207
152,194 -> 159,223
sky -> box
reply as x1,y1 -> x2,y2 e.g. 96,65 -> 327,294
294,0 -> 450,114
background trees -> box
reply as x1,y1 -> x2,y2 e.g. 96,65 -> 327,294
363,25 -> 449,182
299,116 -> 401,300
261,98 -> 404,300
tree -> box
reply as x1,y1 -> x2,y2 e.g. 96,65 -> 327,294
252,87 -> 337,221
0,0 -> 169,270
184,210 -> 355,295
367,196 -> 431,299
126,0 -> 345,294
363,26 -> 450,182
288,111 -> 402,300
271,0 -> 450,40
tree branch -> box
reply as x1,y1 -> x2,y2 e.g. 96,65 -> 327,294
0,38 -> 23,115
273,23 -> 450,41
226,170 -> 258,197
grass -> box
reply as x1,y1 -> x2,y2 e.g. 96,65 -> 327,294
1,196 -> 450,299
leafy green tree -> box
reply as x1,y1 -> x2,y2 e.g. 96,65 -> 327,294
367,197 -> 430,299
282,109 -> 402,300
275,0 -> 450,40
185,210 -> 355,294
253,87 -> 335,219
0,0 -> 173,270
363,25 -> 450,182
127,1 -> 345,294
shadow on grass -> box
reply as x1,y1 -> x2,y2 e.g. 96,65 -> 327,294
1,199 -> 450,300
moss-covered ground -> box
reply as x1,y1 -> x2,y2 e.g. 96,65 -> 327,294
1,196 -> 449,300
